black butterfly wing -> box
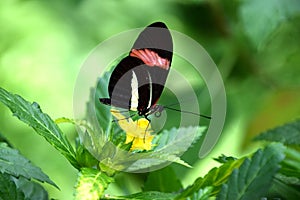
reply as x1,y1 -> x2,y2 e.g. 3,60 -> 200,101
130,22 -> 173,111
100,22 -> 173,115
100,56 -> 143,110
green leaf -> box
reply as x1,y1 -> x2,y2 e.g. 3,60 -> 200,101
186,186 -> 213,200
254,119 -> 300,145
275,173 -> 300,186
280,147 -> 300,179
143,166 -> 183,192
75,168 -> 114,200
87,72 -> 112,136
75,142 -> 99,168
106,191 -> 177,200
82,73 -> 114,161
0,87 -> 79,169
239,0 -> 300,49
0,142 -> 57,188
176,158 -> 244,199
213,154 -> 237,164
13,177 -> 48,200
153,126 -> 205,152
95,126 -> 201,172
216,143 -> 286,200
0,173 -> 25,200
268,177 -> 300,199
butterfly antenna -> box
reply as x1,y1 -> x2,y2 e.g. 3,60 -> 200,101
163,106 -> 211,119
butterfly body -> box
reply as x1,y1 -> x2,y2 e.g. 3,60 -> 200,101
100,22 -> 173,119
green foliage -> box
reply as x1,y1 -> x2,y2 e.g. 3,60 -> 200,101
0,173 -> 25,200
239,0 -> 300,49
213,154 -> 237,164
0,141 -> 49,200
0,142 -> 56,188
75,168 -> 114,200
217,143 -> 285,200
109,191 -> 177,200
254,119 -> 300,145
186,187 -> 213,200
1,0 -> 300,198
143,166 -> 183,192
281,147 -> 300,178
0,87 -> 79,169
13,177 -> 48,200
268,177 -> 300,199
176,158 -> 244,199
89,72 -> 113,136
75,143 -> 99,168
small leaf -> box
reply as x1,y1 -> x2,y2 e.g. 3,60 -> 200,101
268,177 -> 300,199
186,186 -> 213,200
76,143 -> 99,168
217,143 -> 286,200
0,173 -> 25,200
109,191 -> 177,200
176,158 -> 244,199
0,142 -> 57,188
254,119 -> 300,145
213,154 -> 237,164
0,87 -> 78,169
280,147 -> 300,179
153,126 -> 205,152
143,166 -> 183,192
75,168 -> 114,200
13,177 -> 48,200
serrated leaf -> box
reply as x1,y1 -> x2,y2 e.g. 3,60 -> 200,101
0,143 -> 57,188
0,87 -> 78,169
98,142 -> 191,173
275,173 -> 300,186
75,168 -> 114,200
268,177 -> 300,199
186,186 -> 213,200
95,126 -> 201,172
280,147 -> 300,179
254,119 -> 300,145
153,126 -> 205,153
0,173 -> 25,200
13,177 -> 48,200
217,143 -> 286,200
143,166 -> 182,192
108,191 -> 177,200
239,0 -> 300,49
176,158 -> 244,199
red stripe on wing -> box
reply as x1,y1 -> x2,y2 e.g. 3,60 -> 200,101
130,49 -> 170,70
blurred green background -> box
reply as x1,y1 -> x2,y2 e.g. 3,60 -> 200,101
1,0 -> 300,199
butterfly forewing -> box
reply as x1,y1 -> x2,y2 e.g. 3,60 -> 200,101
100,22 -> 173,117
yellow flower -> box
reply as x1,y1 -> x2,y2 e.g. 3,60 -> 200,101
110,110 -> 154,151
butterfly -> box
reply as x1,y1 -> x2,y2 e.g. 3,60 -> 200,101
99,22 -> 173,121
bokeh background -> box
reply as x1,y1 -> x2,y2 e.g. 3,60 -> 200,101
1,0 -> 300,199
